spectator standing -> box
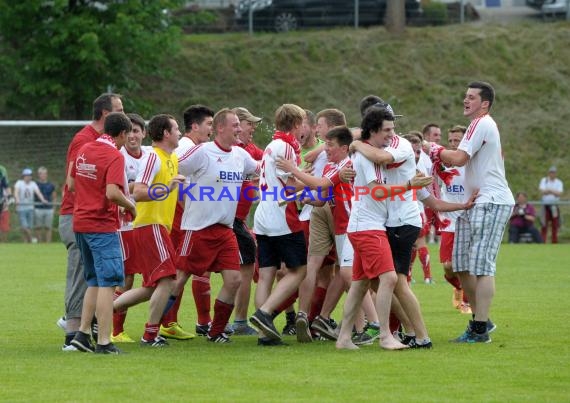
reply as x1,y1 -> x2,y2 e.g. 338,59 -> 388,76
508,192 -> 542,243
539,166 -> 563,244
34,167 -> 57,243
0,165 -> 12,242
14,168 -> 47,243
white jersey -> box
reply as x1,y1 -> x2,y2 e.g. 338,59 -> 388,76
14,180 -> 40,212
539,177 -> 563,204
382,135 -> 422,228
175,136 -> 197,158
120,145 -> 151,230
178,141 -> 259,231
347,152 -> 387,233
254,139 -> 302,236
459,115 -> 514,205
299,149 -> 329,221
438,165 -> 466,233
418,151 -> 432,176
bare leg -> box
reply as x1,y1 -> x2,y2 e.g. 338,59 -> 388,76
336,279 -> 369,350
376,272 -> 408,350
96,287 -> 115,345
255,267 -> 277,309
148,277 -> 174,325
234,263 -> 254,320
319,267 -> 347,318
298,255 -> 326,314
114,286 -> 154,312
391,294 -> 414,334
218,270 -> 241,305
78,287 -> 97,334
260,266 -> 306,313
474,276 -> 495,322
393,274 -> 428,340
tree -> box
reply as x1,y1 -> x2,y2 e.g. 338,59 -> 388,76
385,0 -> 406,35
0,0 -> 185,118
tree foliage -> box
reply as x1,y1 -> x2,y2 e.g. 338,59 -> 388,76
0,0 -> 185,118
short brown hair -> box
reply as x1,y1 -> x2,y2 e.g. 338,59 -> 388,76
275,104 -> 305,132
449,125 -> 467,135
316,108 -> 346,128
213,108 -> 235,133
148,114 -> 176,142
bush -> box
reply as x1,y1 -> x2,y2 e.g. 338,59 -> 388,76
423,2 -> 449,25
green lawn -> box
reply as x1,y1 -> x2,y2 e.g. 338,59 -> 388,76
0,243 -> 568,402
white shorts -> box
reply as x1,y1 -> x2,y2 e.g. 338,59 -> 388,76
335,233 -> 354,268
453,203 -> 512,277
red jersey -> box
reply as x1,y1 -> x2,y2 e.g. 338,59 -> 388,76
72,137 -> 127,233
60,125 -> 100,215
235,142 -> 264,221
323,157 -> 353,235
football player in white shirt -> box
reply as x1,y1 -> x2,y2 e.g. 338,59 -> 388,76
429,81 -> 514,343
250,104 -> 309,344
175,109 -> 259,343
160,105 -> 214,341
539,166 -> 564,243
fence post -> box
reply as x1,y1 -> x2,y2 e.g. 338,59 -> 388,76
354,0 -> 360,28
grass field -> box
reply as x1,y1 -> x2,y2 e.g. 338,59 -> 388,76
1,243 -> 568,402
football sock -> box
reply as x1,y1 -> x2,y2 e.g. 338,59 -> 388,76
192,275 -> 212,325
473,320 -> 487,334
418,246 -> 431,279
112,311 -> 127,336
309,286 -> 327,322
143,323 -> 159,341
210,299 -> 234,337
444,274 -> 461,290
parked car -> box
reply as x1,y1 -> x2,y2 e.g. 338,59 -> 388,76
526,0 -> 568,15
235,0 -> 423,32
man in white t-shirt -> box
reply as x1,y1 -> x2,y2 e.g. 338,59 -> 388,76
249,104 -> 308,345
14,168 -> 47,242
539,166 -> 563,243
176,108 -> 259,343
429,81 -> 514,343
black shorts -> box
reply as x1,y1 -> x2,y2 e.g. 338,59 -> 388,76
256,231 -> 307,270
386,225 -> 420,276
233,218 -> 256,265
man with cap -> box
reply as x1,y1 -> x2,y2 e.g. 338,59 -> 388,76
13,168 -> 47,242
539,166 -> 564,243
229,107 -> 264,335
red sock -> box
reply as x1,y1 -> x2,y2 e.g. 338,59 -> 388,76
418,246 -> 431,279
308,286 -> 327,322
112,290 -> 126,336
192,275 -> 211,325
408,247 -> 417,283
209,299 -> 234,337
161,288 -> 184,327
462,292 -> 469,304
274,290 -> 299,316
444,274 -> 461,290
143,323 -> 159,341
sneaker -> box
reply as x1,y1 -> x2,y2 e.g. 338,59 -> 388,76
56,316 -> 67,332
364,323 -> 380,342
459,302 -> 472,315
450,321 -> 473,343
453,289 -> 463,309
140,335 -> 169,347
400,334 -> 416,346
95,343 -> 123,354
61,343 -> 78,352
91,317 -> 98,344
224,323 -> 235,336
352,331 -> 374,346
111,332 -> 136,343
424,278 -> 435,285
250,309 -> 281,341
258,337 -> 288,346
295,312 -> 313,343
195,323 -> 211,337
487,319 -> 497,333
232,323 -> 258,336
160,322 -> 195,340
207,333 -> 231,343
70,331 -> 95,353
457,329 -> 491,343
310,315 -> 338,341
408,338 -> 433,349
282,322 -> 296,336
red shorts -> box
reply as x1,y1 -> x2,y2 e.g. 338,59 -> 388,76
419,212 -> 430,238
425,207 -> 442,235
169,202 -> 184,251
0,210 -> 9,232
133,225 -> 177,287
177,224 -> 240,276
119,230 -> 142,276
439,231 -> 455,263
348,230 -> 394,281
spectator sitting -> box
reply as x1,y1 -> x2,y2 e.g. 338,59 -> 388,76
508,192 -> 543,243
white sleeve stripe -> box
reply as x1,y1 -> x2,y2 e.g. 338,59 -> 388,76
141,153 -> 157,184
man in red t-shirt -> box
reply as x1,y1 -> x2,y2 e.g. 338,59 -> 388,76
69,113 -> 136,354
57,93 -> 123,351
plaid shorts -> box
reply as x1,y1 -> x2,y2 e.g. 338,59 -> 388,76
453,203 -> 512,277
